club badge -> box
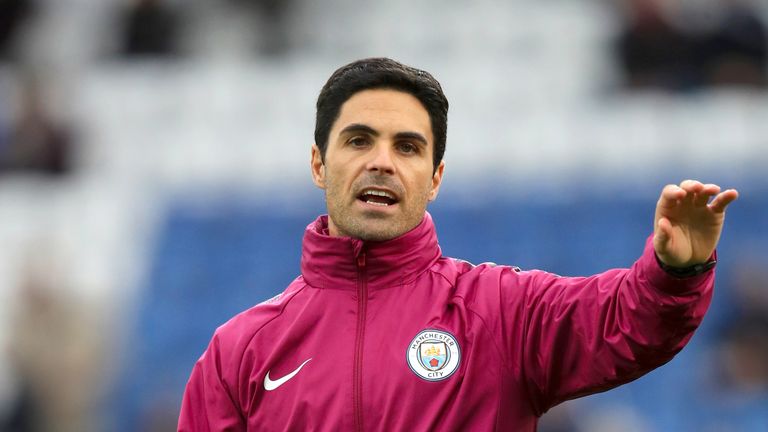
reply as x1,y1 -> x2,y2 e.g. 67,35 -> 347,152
406,329 -> 461,381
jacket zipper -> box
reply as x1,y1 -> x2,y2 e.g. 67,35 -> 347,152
354,251 -> 367,432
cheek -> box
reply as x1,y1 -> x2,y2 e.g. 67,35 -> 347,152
325,166 -> 351,196
420,168 -> 437,190
405,173 -> 437,203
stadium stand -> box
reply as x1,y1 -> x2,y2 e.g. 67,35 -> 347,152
0,0 -> 766,430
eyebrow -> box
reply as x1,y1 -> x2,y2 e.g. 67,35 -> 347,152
394,132 -> 428,147
339,123 -> 428,146
339,123 -> 379,137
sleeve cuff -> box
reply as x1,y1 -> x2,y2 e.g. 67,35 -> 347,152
639,234 -> 716,294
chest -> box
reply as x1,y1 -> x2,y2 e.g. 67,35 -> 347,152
243,286 -> 534,431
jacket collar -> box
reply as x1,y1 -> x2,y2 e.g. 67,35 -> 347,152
300,212 -> 442,290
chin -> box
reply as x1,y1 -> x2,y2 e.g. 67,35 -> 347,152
358,231 -> 399,242
353,220 -> 409,241
331,210 -> 418,241
352,225 -> 401,242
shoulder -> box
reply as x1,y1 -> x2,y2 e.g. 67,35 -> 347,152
430,256 -> 526,300
207,277 -> 309,360
430,256 -> 579,307
432,256 -> 522,281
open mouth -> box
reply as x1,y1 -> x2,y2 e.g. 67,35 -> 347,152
357,188 -> 398,207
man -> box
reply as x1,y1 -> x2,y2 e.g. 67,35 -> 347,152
178,58 -> 739,431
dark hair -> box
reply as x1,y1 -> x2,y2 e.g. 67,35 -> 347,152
314,58 -> 449,172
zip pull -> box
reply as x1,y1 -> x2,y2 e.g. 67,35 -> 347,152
357,252 -> 366,268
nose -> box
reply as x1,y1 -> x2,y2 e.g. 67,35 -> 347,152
365,143 -> 396,175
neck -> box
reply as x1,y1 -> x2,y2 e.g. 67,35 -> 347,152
300,213 -> 442,290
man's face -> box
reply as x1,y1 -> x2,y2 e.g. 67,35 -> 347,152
311,89 -> 445,241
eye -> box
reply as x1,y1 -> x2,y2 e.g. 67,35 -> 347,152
347,136 -> 370,148
396,141 -> 419,154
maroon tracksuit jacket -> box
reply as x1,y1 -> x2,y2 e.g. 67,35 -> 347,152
179,212 -> 714,431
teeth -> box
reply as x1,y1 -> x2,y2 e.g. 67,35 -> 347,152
366,200 -> 389,206
361,189 -> 395,200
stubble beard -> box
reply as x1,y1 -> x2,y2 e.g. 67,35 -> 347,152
324,175 -> 429,242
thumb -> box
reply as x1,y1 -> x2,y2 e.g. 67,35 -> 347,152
654,217 -> 672,251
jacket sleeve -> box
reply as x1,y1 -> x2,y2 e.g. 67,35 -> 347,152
503,235 -> 715,415
178,334 -> 246,432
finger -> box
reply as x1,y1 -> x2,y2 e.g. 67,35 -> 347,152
701,183 -> 721,195
677,180 -> 702,207
709,189 -> 739,213
680,179 -> 704,194
655,218 -> 672,246
654,217 -> 673,250
658,184 -> 686,208
693,184 -> 721,207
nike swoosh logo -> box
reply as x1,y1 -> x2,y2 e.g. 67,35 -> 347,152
264,358 -> 312,391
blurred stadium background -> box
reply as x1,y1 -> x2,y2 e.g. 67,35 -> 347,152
1,0 -> 767,431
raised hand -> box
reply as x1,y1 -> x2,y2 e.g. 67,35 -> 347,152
653,180 -> 739,268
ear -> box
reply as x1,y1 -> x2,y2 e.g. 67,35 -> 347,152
310,145 -> 326,189
428,161 -> 445,202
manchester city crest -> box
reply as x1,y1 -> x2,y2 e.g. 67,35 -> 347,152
406,329 -> 461,381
